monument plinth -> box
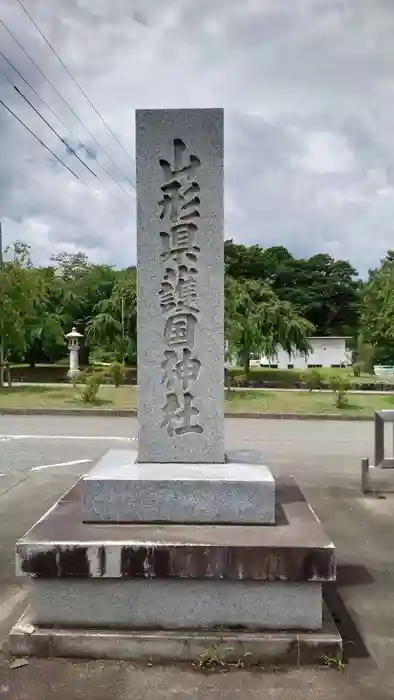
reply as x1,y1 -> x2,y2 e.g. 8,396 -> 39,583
10,108 -> 341,665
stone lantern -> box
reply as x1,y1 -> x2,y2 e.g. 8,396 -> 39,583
65,326 -> 83,380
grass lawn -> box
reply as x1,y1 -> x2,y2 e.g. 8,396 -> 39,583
225,389 -> 394,415
0,385 -> 137,410
1,384 -> 394,416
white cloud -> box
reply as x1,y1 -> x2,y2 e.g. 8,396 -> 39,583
0,0 -> 394,274
294,131 -> 355,174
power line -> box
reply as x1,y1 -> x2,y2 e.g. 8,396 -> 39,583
0,49 -> 97,173
0,97 -> 80,180
14,0 -> 136,168
11,80 -> 98,179
0,17 -> 136,190
0,50 -> 134,199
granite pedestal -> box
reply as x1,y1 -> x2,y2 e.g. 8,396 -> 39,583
10,475 -> 341,663
82,449 -> 275,524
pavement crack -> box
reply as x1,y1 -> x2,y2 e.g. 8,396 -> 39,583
0,474 -> 31,500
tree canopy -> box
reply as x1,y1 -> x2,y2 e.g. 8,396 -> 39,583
0,239 -> 367,371
225,240 -> 361,337
360,251 -> 394,364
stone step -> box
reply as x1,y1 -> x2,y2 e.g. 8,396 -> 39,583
16,477 -> 335,583
9,605 -> 342,665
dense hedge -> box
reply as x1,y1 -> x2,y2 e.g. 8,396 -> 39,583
228,367 -> 304,387
10,365 -> 138,385
8,364 -> 394,392
227,367 -> 394,391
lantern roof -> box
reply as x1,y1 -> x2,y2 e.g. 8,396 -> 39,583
65,326 -> 83,339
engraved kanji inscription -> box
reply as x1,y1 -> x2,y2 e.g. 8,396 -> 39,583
161,391 -> 203,436
164,313 -> 197,348
157,136 -> 204,436
161,393 -> 180,437
159,138 -> 201,187
161,348 -> 201,390
160,224 -> 200,264
159,266 -> 199,314
159,182 -> 201,223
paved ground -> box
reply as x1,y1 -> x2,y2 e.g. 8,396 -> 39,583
0,415 -> 394,698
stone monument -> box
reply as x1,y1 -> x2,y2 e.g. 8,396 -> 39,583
136,109 -> 224,464
10,109 -> 341,665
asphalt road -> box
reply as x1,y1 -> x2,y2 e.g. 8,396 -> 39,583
1,415 -> 394,699
0,413 -> 376,479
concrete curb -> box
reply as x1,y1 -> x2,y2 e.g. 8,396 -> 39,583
0,407 -> 374,421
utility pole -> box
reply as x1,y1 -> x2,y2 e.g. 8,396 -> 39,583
0,221 -> 4,389
121,295 -> 125,364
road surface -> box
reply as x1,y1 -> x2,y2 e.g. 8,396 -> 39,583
0,413 -> 375,478
0,415 -> 393,699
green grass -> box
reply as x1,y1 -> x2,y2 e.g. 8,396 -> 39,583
0,384 -> 394,416
225,389 -> 394,415
0,385 -> 137,409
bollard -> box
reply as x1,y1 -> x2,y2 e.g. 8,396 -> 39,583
361,457 -> 370,494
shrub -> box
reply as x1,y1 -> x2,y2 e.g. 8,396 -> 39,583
303,368 -> 321,391
352,362 -> 361,377
107,362 -> 125,387
227,367 -> 303,387
74,369 -> 106,404
329,375 -> 350,409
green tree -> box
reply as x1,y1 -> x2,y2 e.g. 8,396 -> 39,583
50,252 -> 118,363
225,277 -> 314,374
224,241 -> 361,337
23,267 -> 68,367
86,270 -> 137,364
360,251 -> 394,364
0,243 -> 41,383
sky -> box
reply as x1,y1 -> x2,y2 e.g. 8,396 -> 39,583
1,0 -> 394,275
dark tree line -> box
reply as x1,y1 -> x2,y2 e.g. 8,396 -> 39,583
1,239 -> 392,372
225,241 -> 361,337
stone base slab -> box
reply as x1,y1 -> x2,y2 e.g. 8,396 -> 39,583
82,449 -> 275,524
16,477 -> 336,583
27,579 -> 322,630
9,606 -> 342,665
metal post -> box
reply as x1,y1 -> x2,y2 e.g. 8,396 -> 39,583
121,295 -> 125,364
361,457 -> 370,494
0,222 -> 4,389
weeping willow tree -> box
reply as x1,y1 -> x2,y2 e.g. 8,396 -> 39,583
0,242 -> 44,384
225,277 -> 314,374
86,271 -> 137,364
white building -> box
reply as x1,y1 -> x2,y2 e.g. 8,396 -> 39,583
257,336 -> 352,370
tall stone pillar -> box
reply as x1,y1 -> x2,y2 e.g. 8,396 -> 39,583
136,109 -> 225,463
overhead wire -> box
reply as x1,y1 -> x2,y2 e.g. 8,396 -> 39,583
0,17 -> 136,191
2,73 -> 98,178
0,48 -> 94,164
0,97 -> 80,180
14,0 -> 136,168
1,89 -> 133,199
0,50 -> 134,199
